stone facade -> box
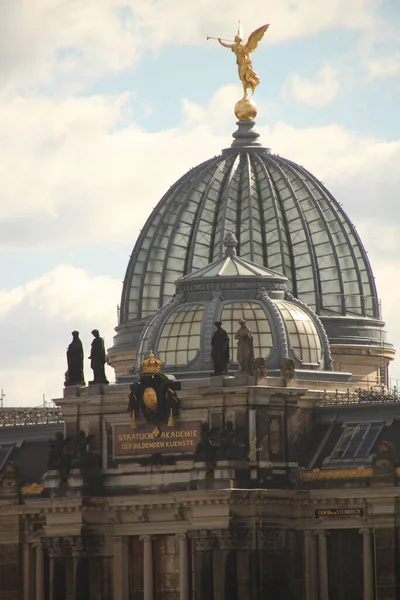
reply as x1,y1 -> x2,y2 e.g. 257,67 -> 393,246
1,377 -> 400,599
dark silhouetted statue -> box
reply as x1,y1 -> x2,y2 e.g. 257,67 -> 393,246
235,319 -> 255,372
65,331 -> 85,386
89,329 -> 109,384
211,321 -> 230,375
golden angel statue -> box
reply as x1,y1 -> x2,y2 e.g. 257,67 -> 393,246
218,24 -> 269,97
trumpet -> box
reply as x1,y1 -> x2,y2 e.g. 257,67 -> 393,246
207,35 -> 234,42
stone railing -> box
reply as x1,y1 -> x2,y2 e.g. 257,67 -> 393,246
316,387 -> 399,407
0,406 -> 64,428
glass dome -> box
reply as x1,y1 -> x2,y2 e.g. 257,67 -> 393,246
120,149 -> 378,324
109,127 -> 393,383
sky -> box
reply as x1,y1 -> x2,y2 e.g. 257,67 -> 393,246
0,0 -> 400,406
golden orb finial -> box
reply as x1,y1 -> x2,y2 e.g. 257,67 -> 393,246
234,97 -> 258,120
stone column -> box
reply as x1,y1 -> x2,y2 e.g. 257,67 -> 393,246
49,556 -> 55,600
360,528 -> 374,600
304,531 -> 317,600
113,537 -> 129,600
35,543 -> 45,600
316,531 -> 329,600
248,409 -> 257,448
140,535 -> 154,600
178,534 -> 190,600
23,543 -> 31,600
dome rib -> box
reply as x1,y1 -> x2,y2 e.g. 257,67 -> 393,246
162,156 -> 229,297
265,154 -> 321,311
138,173 -> 196,318
293,161 -> 378,318
141,155 -> 224,319
275,156 -> 346,314
120,154 -> 221,322
249,153 -> 269,267
252,152 -> 295,285
120,163 -> 194,323
212,154 -> 238,261
240,153 -> 254,260
210,154 -> 241,262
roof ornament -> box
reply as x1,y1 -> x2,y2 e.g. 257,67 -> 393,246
223,232 -> 238,257
141,351 -> 162,374
207,22 -> 269,121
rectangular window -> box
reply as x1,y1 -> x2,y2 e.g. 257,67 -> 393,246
331,423 -> 383,460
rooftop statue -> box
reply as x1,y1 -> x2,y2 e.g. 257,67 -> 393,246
65,330 -> 85,387
211,321 -> 230,375
208,22 -> 269,120
89,329 -> 109,385
235,319 -> 255,373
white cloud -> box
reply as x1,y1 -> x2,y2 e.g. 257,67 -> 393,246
0,0 -> 141,92
0,266 -> 120,405
286,65 -> 339,107
0,90 -> 232,247
365,52 -> 400,79
0,0 -> 379,92
131,0 -> 376,47
1,88 -> 400,248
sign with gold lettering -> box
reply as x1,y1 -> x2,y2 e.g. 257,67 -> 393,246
314,508 -> 364,519
113,422 -> 201,457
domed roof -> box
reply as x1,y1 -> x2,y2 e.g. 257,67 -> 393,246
120,127 -> 378,327
136,237 -> 334,377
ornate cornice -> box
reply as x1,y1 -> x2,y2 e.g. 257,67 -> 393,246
176,280 -> 285,293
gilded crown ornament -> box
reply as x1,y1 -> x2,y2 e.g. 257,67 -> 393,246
207,22 -> 269,120
141,351 -> 162,374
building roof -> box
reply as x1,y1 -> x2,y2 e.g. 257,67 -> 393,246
120,132 -> 378,325
0,419 -> 63,485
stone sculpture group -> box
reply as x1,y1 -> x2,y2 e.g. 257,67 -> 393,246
211,319 -> 255,375
65,329 -> 108,387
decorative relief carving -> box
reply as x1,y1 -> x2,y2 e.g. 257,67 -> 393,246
21,482 -> 45,496
212,286 -> 224,300
176,281 -> 285,293
43,537 -> 69,558
299,466 -> 372,480
189,530 -> 214,551
259,529 -> 290,551
42,536 -> 104,557
189,528 -> 253,551
280,357 -> 296,384
0,461 -> 19,490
